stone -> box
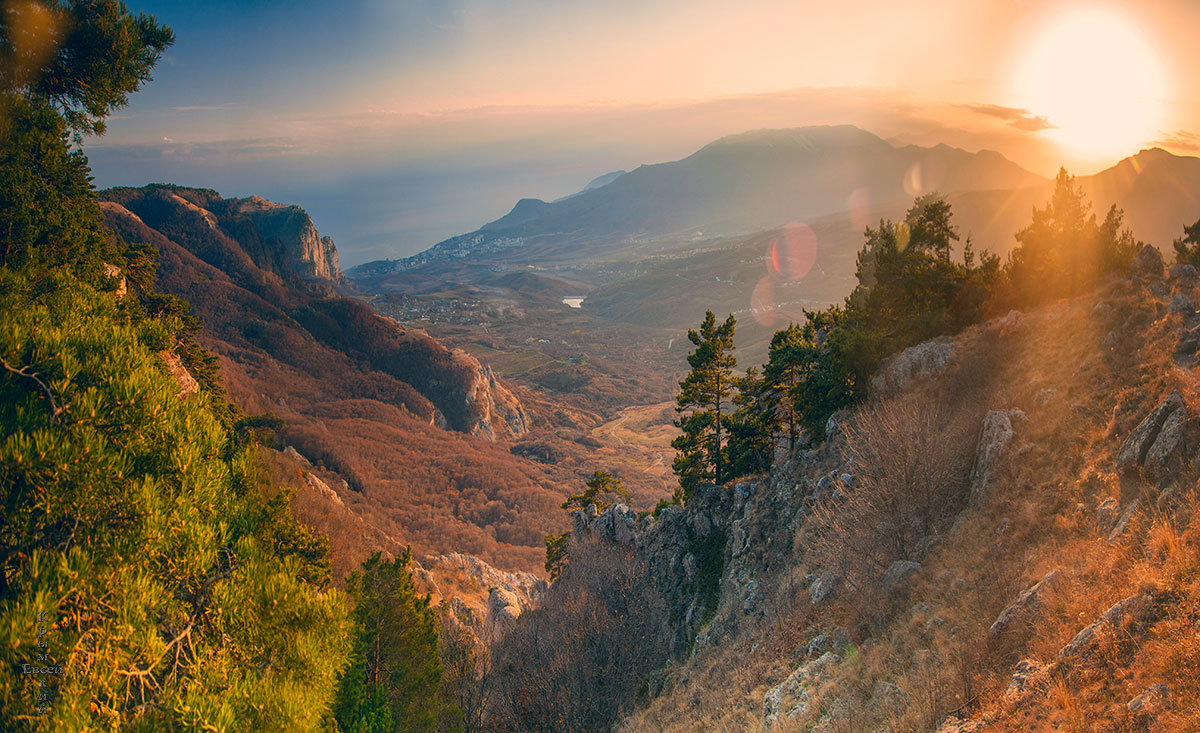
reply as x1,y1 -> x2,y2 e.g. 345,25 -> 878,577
969,409 -> 1026,502
809,574 -> 839,605
283,445 -> 311,466
1177,324 -> 1200,356
1170,263 -> 1198,282
1144,405 -> 1188,481
103,262 -> 127,300
1127,682 -> 1169,715
1107,499 -> 1140,543
825,410 -> 849,440
762,652 -> 839,730
1095,498 -> 1120,534
989,568 -> 1065,637
1115,392 -> 1186,475
992,309 -> 1024,337
1004,659 -> 1048,700
1035,388 -> 1058,406
1058,593 -> 1143,661
880,560 -> 920,591
1170,293 -> 1195,315
1131,243 -> 1165,279
869,680 -> 906,716
159,350 -> 199,398
871,337 -> 956,398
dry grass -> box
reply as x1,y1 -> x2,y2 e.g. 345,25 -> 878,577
625,278 -> 1200,731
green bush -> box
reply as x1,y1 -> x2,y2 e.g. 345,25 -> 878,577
0,269 -> 350,729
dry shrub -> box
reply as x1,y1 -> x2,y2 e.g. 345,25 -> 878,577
809,394 -> 979,602
485,537 -> 671,732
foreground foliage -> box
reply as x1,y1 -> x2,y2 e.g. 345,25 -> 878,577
0,270 -> 350,729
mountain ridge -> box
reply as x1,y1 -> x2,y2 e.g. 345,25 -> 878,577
349,124 -> 1045,279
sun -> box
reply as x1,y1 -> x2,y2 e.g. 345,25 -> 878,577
1014,8 -> 1167,159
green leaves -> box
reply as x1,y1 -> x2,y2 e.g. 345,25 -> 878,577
0,270 -> 351,730
336,550 -> 446,733
673,310 -> 737,497
1,0 -> 174,136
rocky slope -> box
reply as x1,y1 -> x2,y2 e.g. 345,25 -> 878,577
97,185 -> 616,575
554,244 -> 1200,731
100,184 -> 528,440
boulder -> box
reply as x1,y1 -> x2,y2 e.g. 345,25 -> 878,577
1095,498 -> 1120,534
880,560 -> 920,591
871,337 -> 956,398
1170,263 -> 1198,282
1131,243 -> 1165,279
809,574 -> 839,605
989,568 -> 1065,637
1127,682 -> 1169,716
1144,405 -> 1188,481
1004,659 -> 1048,700
869,680 -> 906,717
969,409 -> 1026,502
762,651 -> 839,730
1058,593 -> 1144,661
1115,392 -> 1186,475
991,309 -> 1024,337
1170,293 -> 1195,316
1107,499 -> 1140,543
159,350 -> 200,398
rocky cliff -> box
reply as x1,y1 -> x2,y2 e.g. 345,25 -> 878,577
557,243 -> 1200,731
232,195 -> 345,284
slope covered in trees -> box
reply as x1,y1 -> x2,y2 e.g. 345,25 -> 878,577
0,3 -> 452,730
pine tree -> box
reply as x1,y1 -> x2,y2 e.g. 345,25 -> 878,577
335,550 -> 447,733
725,366 -> 775,478
762,323 -> 806,449
544,470 -> 631,580
561,470 -> 631,513
672,311 -> 736,497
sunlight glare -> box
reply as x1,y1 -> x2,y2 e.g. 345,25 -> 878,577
1015,8 -> 1167,158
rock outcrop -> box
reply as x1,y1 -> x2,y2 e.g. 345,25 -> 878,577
969,408 -> 1026,503
1115,391 -> 1188,480
988,568 -> 1065,637
870,337 -> 955,398
232,195 -> 345,284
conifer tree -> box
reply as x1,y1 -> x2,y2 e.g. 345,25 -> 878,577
335,550 -> 447,733
725,366 -> 776,477
672,310 -> 736,497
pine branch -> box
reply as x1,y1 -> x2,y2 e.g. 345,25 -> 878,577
1,355 -> 66,423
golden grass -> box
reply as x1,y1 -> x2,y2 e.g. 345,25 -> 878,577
625,279 -> 1200,731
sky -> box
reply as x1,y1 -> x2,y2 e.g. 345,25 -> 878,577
80,0 -> 1200,266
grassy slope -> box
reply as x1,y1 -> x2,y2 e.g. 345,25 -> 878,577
622,274 -> 1200,731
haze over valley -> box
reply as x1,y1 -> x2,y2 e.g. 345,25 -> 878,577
6,1 -> 1200,731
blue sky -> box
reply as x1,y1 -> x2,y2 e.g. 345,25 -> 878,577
85,0 -> 1200,266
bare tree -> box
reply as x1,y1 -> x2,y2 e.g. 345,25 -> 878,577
809,395 -> 978,596
486,537 -> 670,732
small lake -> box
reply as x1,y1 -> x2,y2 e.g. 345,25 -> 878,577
562,297 -> 585,308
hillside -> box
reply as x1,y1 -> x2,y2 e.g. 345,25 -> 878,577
98,184 -> 676,577
492,249 -> 1200,731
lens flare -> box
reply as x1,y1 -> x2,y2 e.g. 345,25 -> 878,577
750,277 -> 779,327
903,162 -> 924,197
765,221 -> 818,282
847,187 -> 871,232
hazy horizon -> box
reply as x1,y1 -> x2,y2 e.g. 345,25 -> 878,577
84,0 -> 1200,266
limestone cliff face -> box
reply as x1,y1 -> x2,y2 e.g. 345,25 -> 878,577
459,358 -> 529,440
100,185 -> 346,291
231,195 -> 345,284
